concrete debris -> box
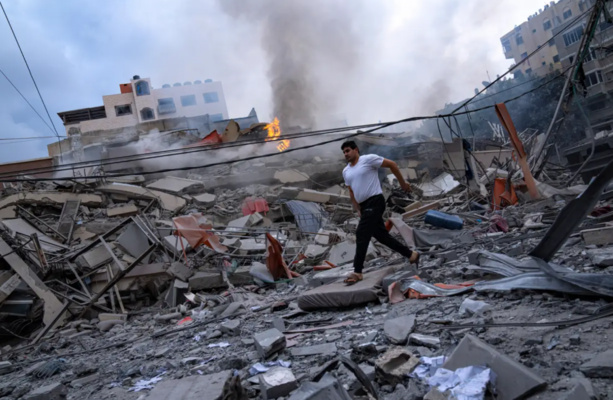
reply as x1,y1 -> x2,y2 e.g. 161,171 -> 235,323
259,366 -> 298,399
458,298 -> 492,316
376,347 -> 420,384
146,176 -> 204,195
384,315 -> 415,345
254,328 -> 286,359
2,132 -> 613,400
444,334 -> 546,400
580,349 -> 613,378
107,203 -> 139,217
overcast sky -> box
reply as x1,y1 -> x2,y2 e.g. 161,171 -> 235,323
0,0 -> 542,163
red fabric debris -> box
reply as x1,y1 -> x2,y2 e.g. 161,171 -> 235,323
242,197 -> 270,216
488,214 -> 509,233
388,276 -> 478,302
591,205 -> 612,216
265,233 -> 300,280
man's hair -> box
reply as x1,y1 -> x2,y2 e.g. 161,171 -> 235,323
341,141 -> 359,152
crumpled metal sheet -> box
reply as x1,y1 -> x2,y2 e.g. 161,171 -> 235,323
530,158 -> 613,261
473,272 -> 597,296
476,250 -> 540,277
285,200 -> 328,234
531,257 -> 613,298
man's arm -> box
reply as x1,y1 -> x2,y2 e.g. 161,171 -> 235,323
348,186 -> 361,216
381,158 -> 411,192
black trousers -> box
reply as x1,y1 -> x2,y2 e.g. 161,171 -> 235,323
354,194 -> 414,273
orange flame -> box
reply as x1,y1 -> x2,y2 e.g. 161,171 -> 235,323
265,117 -> 290,152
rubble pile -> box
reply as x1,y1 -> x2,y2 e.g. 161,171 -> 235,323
1,135 -> 613,399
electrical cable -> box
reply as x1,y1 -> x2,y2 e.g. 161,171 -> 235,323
0,67 -> 575,182
0,69 -> 57,136
0,1 -> 63,156
451,5 -> 595,114
0,70 -> 579,183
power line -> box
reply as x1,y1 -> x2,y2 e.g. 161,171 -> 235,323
452,5 -> 594,114
0,1 -> 63,155
0,69 -> 57,135
0,69 -> 573,183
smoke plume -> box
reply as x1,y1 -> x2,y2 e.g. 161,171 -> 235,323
219,0 -> 360,130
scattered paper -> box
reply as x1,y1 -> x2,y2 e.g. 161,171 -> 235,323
208,342 -> 230,348
427,366 -> 496,400
411,356 -> 447,379
249,360 -> 291,376
128,372 -> 166,392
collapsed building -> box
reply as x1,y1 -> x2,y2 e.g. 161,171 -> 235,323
0,100 -> 613,400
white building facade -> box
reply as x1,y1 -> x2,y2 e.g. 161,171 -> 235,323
58,75 -> 230,135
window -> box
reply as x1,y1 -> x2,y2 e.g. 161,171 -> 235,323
157,98 -> 176,114
181,95 -> 197,107
542,61 -> 547,66
588,98 -> 607,111
141,107 -> 155,121
532,29 -> 536,33
543,19 -> 552,31
521,52 -> 528,59
580,1 -> 586,12
553,54 -> 560,63
516,35 -> 524,45
210,113 -> 224,122
525,68 -> 533,75
563,8 -> 572,20
570,55 -> 574,64
549,38 -> 555,46
135,81 -> 150,96
203,92 -> 219,103
115,104 -> 132,117
584,48 -> 597,62
563,26 -> 584,47
585,71 -> 603,87
501,38 -> 512,53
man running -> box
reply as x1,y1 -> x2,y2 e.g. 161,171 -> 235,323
341,140 -> 419,285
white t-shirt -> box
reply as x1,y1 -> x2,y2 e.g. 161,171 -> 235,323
342,154 -> 384,203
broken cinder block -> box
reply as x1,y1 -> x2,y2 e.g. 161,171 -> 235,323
254,328 -> 286,359
375,347 -> 420,385
107,204 -> 139,217
383,315 -> 415,345
259,367 -> 298,400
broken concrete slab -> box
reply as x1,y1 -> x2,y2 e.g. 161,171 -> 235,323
274,169 -> 309,184
384,315 -> 415,345
581,226 -> 613,246
443,334 -> 546,400
580,349 -> 613,378
76,245 -> 113,270
290,343 -> 337,357
0,206 -> 16,220
98,183 -> 187,212
146,370 -> 232,400
375,347 -> 420,385
97,320 -> 125,332
239,238 -> 266,252
146,176 -> 204,195
99,313 -> 128,322
459,298 -> 492,316
408,333 -> 440,348
561,377 -> 598,400
228,265 -> 252,285
287,372 -> 351,400
2,218 -> 66,252
189,271 -> 226,290
70,373 -> 99,387
0,238 -> 65,328
0,192 -> 102,211
167,261 -> 194,282
193,193 -> 216,207
220,302 -> 245,318
22,382 -> 67,400
220,319 -> 241,336
254,328 -> 286,359
107,204 -> 139,217
587,248 -> 613,267
115,222 -> 151,263
259,367 -> 298,400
